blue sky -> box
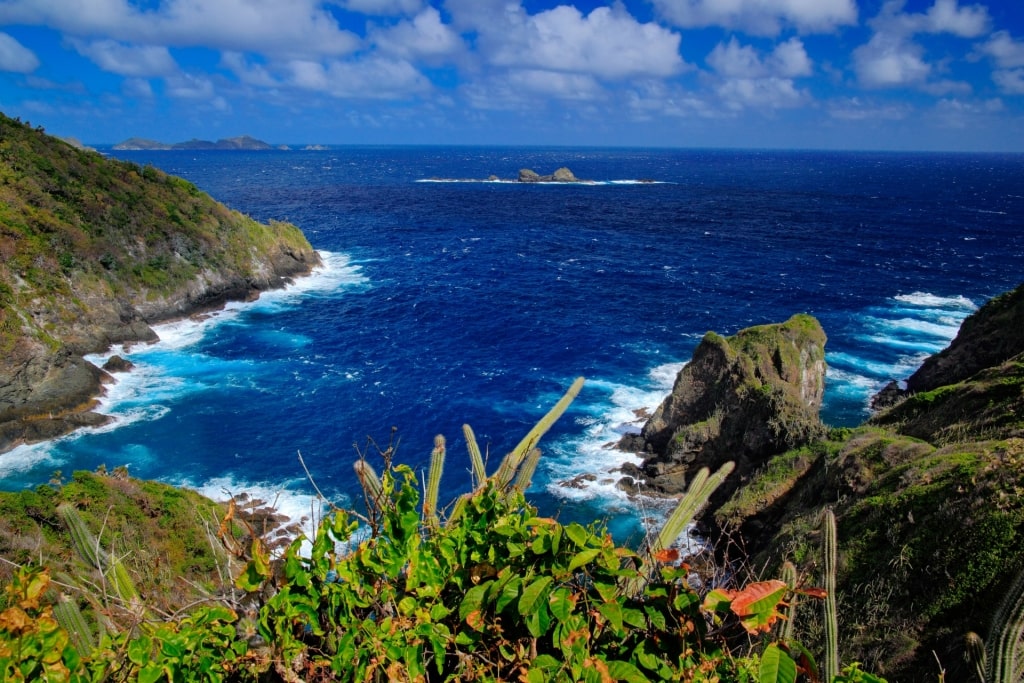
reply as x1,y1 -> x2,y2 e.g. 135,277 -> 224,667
0,0 -> 1022,150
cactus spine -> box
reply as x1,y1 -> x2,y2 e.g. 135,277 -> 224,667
823,507 -> 840,683
423,434 -> 446,527
463,423 -> 487,487
964,632 -> 986,683
58,503 -> 103,570
52,594 -> 95,654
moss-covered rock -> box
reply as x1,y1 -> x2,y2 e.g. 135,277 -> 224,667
618,313 -> 827,502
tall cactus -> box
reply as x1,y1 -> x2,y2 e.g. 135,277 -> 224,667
52,594 -> 95,655
353,459 -> 383,510
463,424 -> 487,487
779,560 -> 799,644
822,508 -> 840,682
622,461 -> 734,597
513,448 -> 542,492
986,564 -> 1024,683
58,503 -> 104,570
423,434 -> 446,527
494,376 -> 584,490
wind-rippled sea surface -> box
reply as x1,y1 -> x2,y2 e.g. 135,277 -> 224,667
3,147 -> 1022,542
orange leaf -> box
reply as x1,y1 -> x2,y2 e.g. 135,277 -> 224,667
729,580 -> 788,634
799,587 -> 828,600
654,548 -> 680,564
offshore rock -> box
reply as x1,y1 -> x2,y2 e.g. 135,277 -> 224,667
518,167 -> 580,183
618,314 -> 827,503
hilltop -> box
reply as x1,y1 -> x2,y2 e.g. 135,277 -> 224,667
0,113 -> 320,452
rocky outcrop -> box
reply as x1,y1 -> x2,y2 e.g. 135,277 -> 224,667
518,167 -> 581,183
113,135 -> 275,151
618,314 -> 827,501
0,113 -> 320,453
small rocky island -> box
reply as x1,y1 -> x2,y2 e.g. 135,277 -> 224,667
113,135 -> 276,150
516,167 -> 581,182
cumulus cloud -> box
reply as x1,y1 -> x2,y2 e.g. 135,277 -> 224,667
447,1 -> 684,81
371,7 -> 464,62
992,69 -> 1024,95
122,77 -> 154,98
975,31 -> 1024,69
706,37 -> 812,110
284,56 -> 432,99
827,97 -> 911,120
0,0 -> 360,59
854,0 -> 990,90
72,39 -> 177,77
0,31 -> 38,73
650,0 -> 857,36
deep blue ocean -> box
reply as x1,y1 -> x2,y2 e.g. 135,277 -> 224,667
2,148 -> 1022,543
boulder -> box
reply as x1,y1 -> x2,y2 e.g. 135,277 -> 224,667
619,314 -> 827,501
518,168 -> 541,182
552,167 -> 578,182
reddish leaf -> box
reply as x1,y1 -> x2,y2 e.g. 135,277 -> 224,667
728,580 -> 788,634
654,548 -> 680,564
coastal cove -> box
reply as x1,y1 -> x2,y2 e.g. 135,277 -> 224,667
2,145 -> 1022,545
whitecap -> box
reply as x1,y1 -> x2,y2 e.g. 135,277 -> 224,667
892,292 -> 977,311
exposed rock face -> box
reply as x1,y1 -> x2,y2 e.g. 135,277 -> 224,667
618,314 -> 827,501
518,167 -> 581,183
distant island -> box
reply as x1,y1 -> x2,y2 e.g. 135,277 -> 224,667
113,135 -> 277,151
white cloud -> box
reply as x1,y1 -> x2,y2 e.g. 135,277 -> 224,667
504,69 -> 602,100
0,0 -> 360,59
336,0 -> 422,16
0,32 -> 39,73
707,37 -> 811,79
854,33 -> 931,88
371,7 -> 463,62
975,31 -> 1024,69
650,0 -> 857,36
854,0 -> 989,90
827,97 -> 911,120
122,77 -> 154,98
447,1 -> 684,81
285,56 -> 431,99
220,52 -> 279,88
706,37 -> 812,110
72,39 -> 177,77
992,69 -> 1024,95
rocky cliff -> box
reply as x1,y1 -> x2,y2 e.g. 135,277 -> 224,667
0,113 -> 320,452
707,285 -> 1024,682
618,313 -> 827,503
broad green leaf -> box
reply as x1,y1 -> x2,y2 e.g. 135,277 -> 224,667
598,602 -> 624,633
565,523 -> 590,548
606,659 -> 653,683
568,548 -> 601,572
759,643 -> 797,683
460,581 -> 493,622
519,576 -> 554,617
549,587 -> 577,621
496,575 -> 523,613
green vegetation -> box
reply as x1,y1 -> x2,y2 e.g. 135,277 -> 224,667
0,379 -> 886,682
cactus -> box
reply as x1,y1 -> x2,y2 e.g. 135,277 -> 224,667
423,434 -> 446,527
57,503 -> 104,570
822,508 -> 840,683
463,423 -> 487,487
513,448 -> 542,492
494,376 -> 584,490
964,632 -> 986,683
779,560 -> 799,644
985,564 -> 1024,683
52,594 -> 95,654
622,461 -> 734,597
353,459 -> 383,510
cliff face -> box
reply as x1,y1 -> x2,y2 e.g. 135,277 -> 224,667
710,284 -> 1024,683
618,314 -> 827,501
0,113 -> 321,452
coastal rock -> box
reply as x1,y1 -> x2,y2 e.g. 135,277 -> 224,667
102,355 -> 134,373
518,167 -> 581,183
618,314 -> 827,501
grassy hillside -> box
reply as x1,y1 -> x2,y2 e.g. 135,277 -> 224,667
0,112 -> 319,450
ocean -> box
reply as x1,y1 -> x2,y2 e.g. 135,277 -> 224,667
2,147 -> 1021,544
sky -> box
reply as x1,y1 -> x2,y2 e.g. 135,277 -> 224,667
0,0 -> 1023,150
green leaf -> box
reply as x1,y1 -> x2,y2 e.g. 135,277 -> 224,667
565,523 -> 590,548
759,643 -> 797,683
549,587 -> 577,621
606,659 -> 652,683
568,548 -> 601,572
460,581 -> 493,622
519,576 -> 554,617
138,664 -> 164,683
495,575 -> 523,613
598,602 -> 624,632
644,606 -> 667,631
